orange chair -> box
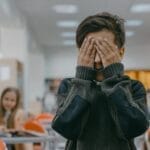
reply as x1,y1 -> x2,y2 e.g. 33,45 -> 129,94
35,113 -> 54,133
23,120 -> 46,134
35,113 -> 54,123
23,120 -> 47,150
0,139 -> 7,150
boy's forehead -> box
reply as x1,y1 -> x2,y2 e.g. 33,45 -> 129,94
87,30 -> 115,42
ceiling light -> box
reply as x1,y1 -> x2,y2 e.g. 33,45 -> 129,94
53,4 -> 78,14
126,31 -> 135,37
61,32 -> 75,37
131,3 -> 150,13
125,20 -> 143,26
63,40 -> 75,46
57,21 -> 78,28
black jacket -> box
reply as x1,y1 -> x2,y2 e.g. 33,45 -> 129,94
52,63 -> 149,150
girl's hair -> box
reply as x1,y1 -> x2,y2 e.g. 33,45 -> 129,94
0,87 -> 21,128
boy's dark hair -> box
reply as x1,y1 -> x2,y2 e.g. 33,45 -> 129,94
76,12 -> 125,49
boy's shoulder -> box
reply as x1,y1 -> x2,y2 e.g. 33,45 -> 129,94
58,78 -> 72,94
125,76 -> 146,95
61,77 -> 72,82
124,75 -> 144,87
60,78 -> 73,86
129,78 -> 145,89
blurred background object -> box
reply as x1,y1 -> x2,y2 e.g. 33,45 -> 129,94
0,0 -> 150,149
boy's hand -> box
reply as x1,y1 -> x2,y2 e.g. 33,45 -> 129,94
77,37 -> 96,68
95,38 -> 121,68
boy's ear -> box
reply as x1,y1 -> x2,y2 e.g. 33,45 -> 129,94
119,47 -> 125,59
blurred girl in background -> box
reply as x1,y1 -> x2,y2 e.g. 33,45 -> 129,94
0,87 -> 25,150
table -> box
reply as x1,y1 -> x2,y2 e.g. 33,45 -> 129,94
2,136 -> 54,144
1,135 -> 56,150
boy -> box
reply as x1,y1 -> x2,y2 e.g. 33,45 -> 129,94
52,12 -> 149,150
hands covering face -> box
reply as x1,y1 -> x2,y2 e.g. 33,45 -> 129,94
77,36 -> 122,68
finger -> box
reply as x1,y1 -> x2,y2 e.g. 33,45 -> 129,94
103,39 -> 122,60
79,37 -> 93,61
103,39 -> 118,53
79,38 -> 87,56
81,37 -> 92,55
101,40 -> 112,54
80,37 -> 87,50
79,37 -> 89,58
95,40 -> 106,56
95,45 -> 106,65
90,46 -> 96,59
97,38 -> 119,58
86,38 -> 95,56
95,45 -> 103,60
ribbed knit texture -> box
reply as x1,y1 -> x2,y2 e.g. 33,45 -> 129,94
76,66 -> 96,80
53,65 -> 148,150
76,63 -> 124,81
102,63 -> 124,78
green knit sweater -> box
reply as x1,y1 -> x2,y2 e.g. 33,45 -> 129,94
52,63 -> 149,150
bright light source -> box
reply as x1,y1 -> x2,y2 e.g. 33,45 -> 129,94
126,31 -> 135,37
63,40 -> 75,46
125,20 -> 143,26
131,3 -> 150,13
53,4 -> 78,14
57,21 -> 78,28
61,32 -> 75,37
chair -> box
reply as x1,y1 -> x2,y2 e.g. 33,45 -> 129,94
35,113 -> 54,123
23,120 -> 47,150
35,113 -> 54,134
0,139 -> 7,150
23,120 -> 46,134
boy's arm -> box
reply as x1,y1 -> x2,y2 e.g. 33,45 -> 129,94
52,66 -> 96,140
52,36 -> 98,140
102,63 -> 149,139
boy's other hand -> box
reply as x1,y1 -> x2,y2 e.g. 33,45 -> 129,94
95,38 -> 121,68
77,37 -> 96,68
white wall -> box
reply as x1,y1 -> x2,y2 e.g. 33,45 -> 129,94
0,24 -> 29,111
0,21 -> 46,112
45,48 -> 77,78
0,26 -> 27,63
123,44 -> 150,70
28,48 -> 45,102
24,34 -> 45,113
